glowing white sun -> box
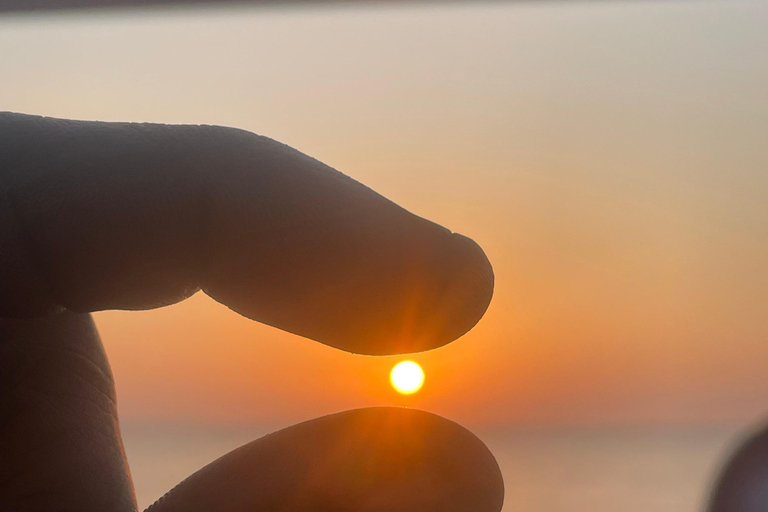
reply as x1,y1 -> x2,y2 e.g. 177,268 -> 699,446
390,360 -> 425,395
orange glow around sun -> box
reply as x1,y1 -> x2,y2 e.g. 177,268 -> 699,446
390,361 -> 425,395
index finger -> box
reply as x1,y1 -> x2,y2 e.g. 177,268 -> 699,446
0,112 -> 493,355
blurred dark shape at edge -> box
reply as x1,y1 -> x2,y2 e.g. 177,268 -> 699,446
709,423 -> 768,512
1,0 -> 638,15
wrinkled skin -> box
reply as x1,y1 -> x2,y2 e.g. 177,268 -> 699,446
0,112 -> 504,512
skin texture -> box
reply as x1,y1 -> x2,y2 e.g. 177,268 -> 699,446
0,112 -> 503,512
0,113 -> 493,355
146,408 -> 504,512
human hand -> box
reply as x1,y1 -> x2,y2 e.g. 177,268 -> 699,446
0,112 -> 503,512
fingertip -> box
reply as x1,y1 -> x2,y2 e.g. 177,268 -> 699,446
147,407 -> 504,512
436,232 -> 495,347
356,230 -> 495,355
198,131 -> 494,355
359,407 -> 505,512
372,232 -> 494,355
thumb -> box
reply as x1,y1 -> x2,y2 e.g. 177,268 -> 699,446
146,408 -> 504,512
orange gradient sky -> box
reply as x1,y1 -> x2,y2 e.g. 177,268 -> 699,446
1,0 -> 767,427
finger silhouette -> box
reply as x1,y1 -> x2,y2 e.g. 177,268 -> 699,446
0,112 -> 493,355
709,424 -> 768,512
145,407 -> 504,512
0,312 -> 136,512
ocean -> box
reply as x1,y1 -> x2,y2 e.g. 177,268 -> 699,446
121,422 -> 743,512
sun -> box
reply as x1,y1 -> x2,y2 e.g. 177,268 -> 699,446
390,361 -> 425,395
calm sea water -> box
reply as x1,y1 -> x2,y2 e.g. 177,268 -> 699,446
121,423 -> 743,512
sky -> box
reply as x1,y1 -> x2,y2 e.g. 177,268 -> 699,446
1,0 -> 767,428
